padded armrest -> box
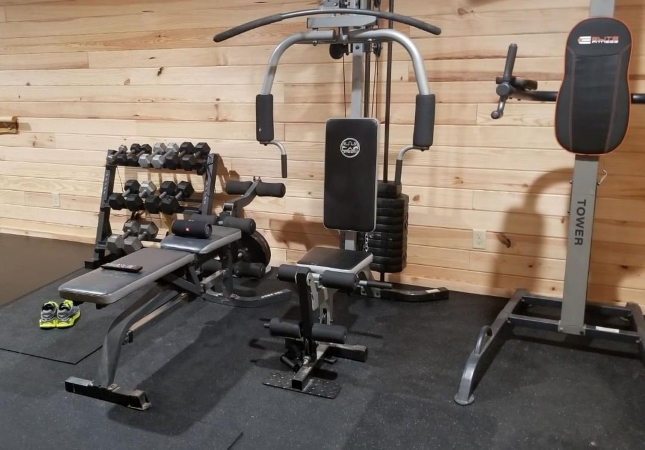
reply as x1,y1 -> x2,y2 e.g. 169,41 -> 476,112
59,248 -> 194,305
297,247 -> 373,274
160,227 -> 242,254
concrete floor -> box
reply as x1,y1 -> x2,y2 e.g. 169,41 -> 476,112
0,234 -> 91,305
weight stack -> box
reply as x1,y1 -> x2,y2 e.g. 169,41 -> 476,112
358,182 -> 409,274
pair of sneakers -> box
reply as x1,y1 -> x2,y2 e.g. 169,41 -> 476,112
39,300 -> 81,329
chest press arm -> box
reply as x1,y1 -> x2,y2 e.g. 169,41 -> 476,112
214,7 -> 442,181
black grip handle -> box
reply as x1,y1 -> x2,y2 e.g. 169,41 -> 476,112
412,94 -> 436,149
281,154 -> 288,178
220,215 -> 256,234
214,13 -> 284,42
268,318 -> 302,339
225,181 -> 253,196
256,182 -> 286,198
171,219 -> 212,239
311,323 -> 347,344
276,264 -> 310,282
256,94 -> 275,143
501,44 -> 518,83
394,160 -> 404,186
319,271 -> 358,291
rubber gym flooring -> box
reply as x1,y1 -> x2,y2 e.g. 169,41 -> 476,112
0,234 -> 644,450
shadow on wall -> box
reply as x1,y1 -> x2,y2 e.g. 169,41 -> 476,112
493,169 -> 571,299
271,212 -> 339,263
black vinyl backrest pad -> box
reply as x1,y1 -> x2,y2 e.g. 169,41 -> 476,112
556,18 -> 632,155
324,118 -> 379,232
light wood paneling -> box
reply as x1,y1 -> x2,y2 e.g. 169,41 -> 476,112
1,0 -> 645,306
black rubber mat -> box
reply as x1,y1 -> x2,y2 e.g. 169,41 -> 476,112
0,286 -> 644,449
0,269 -> 134,364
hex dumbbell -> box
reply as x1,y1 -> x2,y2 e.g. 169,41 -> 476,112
160,181 -> 195,215
128,144 -> 152,166
153,143 -> 178,169
181,142 -> 211,171
123,222 -> 160,254
165,142 -> 195,170
140,143 -> 167,168
116,144 -> 140,166
108,180 -> 140,210
124,181 -> 157,212
106,220 -> 142,254
144,181 -> 178,214
106,145 -> 128,165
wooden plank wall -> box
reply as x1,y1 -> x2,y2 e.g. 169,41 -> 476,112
1,0 -> 645,304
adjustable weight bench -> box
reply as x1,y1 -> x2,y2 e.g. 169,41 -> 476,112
60,226 -> 241,410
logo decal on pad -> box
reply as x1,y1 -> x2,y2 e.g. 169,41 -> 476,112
578,36 -> 620,45
340,138 -> 361,158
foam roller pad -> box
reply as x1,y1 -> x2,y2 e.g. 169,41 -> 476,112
319,271 -> 358,290
256,182 -> 286,198
312,323 -> 347,344
276,264 -> 310,282
225,181 -> 253,195
220,216 -> 256,234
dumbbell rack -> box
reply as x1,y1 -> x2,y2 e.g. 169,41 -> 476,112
86,151 -> 219,269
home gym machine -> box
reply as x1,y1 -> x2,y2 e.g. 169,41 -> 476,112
454,0 -> 645,406
215,0 -> 447,397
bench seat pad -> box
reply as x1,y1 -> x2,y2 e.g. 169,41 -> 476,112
59,248 -> 194,305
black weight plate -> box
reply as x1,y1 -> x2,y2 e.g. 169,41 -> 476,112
376,207 -> 405,217
377,194 -> 408,209
372,255 -> 405,265
234,231 -> 271,266
365,231 -> 405,242
365,238 -> 407,251
370,262 -> 405,273
375,222 -> 406,233
376,215 -> 406,226
367,247 -> 405,258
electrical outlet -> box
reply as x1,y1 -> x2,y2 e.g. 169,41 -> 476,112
473,229 -> 486,249
52,193 -> 60,207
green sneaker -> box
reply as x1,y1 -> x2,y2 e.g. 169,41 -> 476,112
39,301 -> 58,329
56,300 -> 81,329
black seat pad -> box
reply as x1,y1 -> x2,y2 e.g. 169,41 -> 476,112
556,18 -> 632,155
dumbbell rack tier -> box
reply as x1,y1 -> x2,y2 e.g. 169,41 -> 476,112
86,152 -> 218,269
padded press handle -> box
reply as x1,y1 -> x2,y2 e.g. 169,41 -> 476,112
220,215 -> 256,234
225,181 -> 253,196
171,219 -> 212,239
256,94 -> 275,143
413,94 -> 436,149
